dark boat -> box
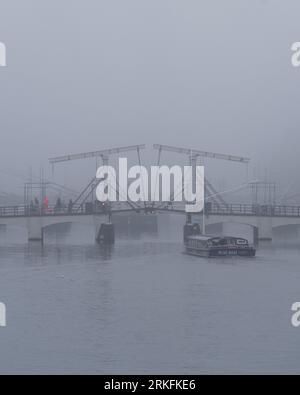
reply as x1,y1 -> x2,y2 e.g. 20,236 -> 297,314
185,235 -> 256,258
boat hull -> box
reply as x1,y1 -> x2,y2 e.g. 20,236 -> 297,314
185,246 -> 256,258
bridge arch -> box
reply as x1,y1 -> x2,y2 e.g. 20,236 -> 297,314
0,217 -> 29,241
24,215 -> 99,242
272,223 -> 300,241
0,223 -> 28,242
205,219 -> 259,243
42,220 -> 97,243
43,221 -> 77,233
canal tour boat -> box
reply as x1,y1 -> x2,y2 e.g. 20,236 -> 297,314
185,235 -> 256,258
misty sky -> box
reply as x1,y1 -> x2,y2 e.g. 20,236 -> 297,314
0,0 -> 300,197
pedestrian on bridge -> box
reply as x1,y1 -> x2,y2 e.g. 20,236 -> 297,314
68,199 -> 73,214
43,196 -> 49,214
55,198 -> 62,213
34,198 -> 40,215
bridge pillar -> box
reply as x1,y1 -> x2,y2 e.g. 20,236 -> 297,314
27,217 -> 44,242
94,215 -> 115,245
253,227 -> 259,245
96,223 -> 115,245
256,217 -> 273,242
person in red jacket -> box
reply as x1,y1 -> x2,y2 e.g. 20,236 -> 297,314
43,196 -> 49,214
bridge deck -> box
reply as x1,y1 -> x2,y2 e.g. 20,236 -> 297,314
0,203 -> 300,219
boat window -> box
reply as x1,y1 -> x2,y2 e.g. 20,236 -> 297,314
236,239 -> 248,245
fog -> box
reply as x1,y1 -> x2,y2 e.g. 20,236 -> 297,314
0,0 -> 300,199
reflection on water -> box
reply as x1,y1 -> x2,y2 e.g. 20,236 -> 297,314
0,223 -> 300,374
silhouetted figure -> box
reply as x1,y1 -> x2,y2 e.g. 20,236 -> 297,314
55,198 -> 62,213
34,198 -> 40,215
68,199 -> 73,214
43,196 -> 49,213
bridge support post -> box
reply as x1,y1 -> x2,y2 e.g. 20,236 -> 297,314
186,214 -> 192,224
94,215 -> 115,245
27,217 -> 44,242
96,223 -> 115,245
253,227 -> 259,245
257,218 -> 273,242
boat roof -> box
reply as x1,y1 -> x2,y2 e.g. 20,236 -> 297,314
187,235 -> 248,241
187,235 -> 218,241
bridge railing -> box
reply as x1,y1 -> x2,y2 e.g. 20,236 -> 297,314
205,203 -> 300,217
0,204 -> 88,217
0,206 -> 27,217
1,202 -> 300,218
0,202 -> 128,218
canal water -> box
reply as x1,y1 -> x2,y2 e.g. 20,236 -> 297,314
0,221 -> 300,374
